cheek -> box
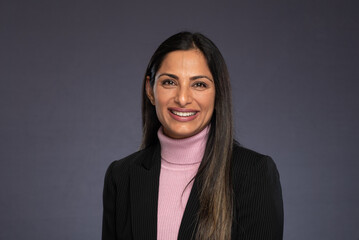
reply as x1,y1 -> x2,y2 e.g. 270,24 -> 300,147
200,92 -> 215,111
154,87 -> 173,107
153,90 -> 169,118
154,93 -> 165,109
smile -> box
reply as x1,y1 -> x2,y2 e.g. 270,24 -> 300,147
170,110 -> 197,117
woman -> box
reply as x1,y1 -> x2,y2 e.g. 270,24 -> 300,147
102,32 -> 283,240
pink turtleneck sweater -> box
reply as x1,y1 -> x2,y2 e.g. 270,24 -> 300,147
156,126 -> 209,240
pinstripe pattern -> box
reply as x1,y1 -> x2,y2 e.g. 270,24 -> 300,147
102,143 -> 283,240
231,146 -> 283,239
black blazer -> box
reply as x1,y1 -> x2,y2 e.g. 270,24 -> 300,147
102,142 -> 283,240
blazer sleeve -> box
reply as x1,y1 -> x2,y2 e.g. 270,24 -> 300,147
102,161 -> 117,240
235,155 -> 284,240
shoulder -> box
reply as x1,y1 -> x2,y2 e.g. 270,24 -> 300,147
232,143 -> 275,170
232,143 -> 266,164
104,145 -> 157,183
231,144 -> 284,237
232,143 -> 280,189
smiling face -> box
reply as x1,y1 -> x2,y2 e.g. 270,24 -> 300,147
146,49 -> 215,139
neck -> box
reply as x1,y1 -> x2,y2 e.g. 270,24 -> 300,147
157,126 -> 210,165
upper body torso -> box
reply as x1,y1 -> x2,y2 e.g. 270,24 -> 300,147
102,142 -> 283,240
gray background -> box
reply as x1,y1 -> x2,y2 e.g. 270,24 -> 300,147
1,0 -> 358,239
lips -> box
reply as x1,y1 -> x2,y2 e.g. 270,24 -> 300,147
170,110 -> 197,117
168,108 -> 199,121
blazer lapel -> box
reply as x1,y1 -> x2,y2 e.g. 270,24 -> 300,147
130,143 -> 161,240
177,178 -> 200,240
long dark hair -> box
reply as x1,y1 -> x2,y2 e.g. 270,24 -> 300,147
141,32 -> 233,240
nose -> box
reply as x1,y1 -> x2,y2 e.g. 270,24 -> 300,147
174,86 -> 192,107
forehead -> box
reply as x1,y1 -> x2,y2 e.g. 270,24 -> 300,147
157,49 -> 212,76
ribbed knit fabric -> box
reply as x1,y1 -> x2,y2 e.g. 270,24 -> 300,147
102,137 -> 283,239
156,126 -> 209,240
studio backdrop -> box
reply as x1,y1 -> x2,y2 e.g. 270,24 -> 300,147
1,0 -> 358,239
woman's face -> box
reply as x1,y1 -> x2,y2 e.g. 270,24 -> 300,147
146,49 -> 215,139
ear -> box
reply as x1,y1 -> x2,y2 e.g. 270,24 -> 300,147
145,76 -> 155,105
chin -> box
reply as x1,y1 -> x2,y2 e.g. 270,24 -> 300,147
166,127 -> 200,139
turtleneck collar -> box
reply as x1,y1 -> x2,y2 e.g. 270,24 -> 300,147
157,125 -> 210,165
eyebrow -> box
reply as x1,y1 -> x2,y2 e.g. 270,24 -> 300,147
157,73 -> 213,82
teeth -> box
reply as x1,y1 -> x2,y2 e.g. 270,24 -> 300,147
171,110 -> 196,117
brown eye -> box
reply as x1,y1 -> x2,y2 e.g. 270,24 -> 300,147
193,82 -> 207,88
162,79 -> 176,86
